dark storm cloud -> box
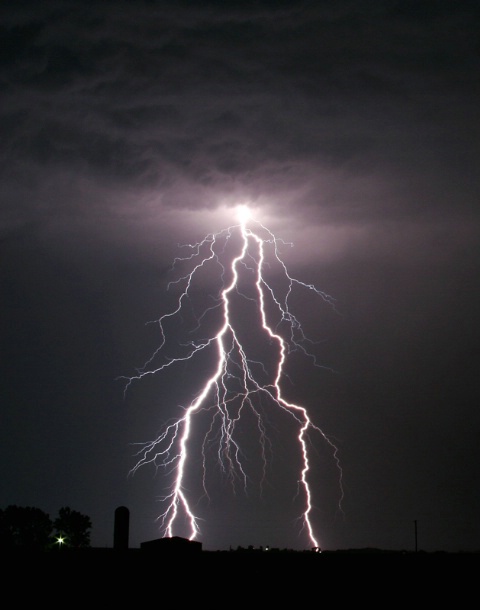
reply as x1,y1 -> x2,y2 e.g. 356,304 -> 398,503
2,0 -> 478,232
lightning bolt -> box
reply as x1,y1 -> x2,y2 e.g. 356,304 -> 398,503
123,206 -> 343,550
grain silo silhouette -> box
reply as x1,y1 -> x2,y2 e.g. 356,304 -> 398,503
114,506 -> 129,551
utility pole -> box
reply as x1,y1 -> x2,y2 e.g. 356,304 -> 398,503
414,520 -> 418,552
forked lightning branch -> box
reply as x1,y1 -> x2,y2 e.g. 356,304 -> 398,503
123,206 -> 343,550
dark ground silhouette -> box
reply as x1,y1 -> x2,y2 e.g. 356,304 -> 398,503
4,546 -> 477,604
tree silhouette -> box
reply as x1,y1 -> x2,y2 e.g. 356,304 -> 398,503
0,505 -> 53,551
54,506 -> 92,548
0,505 -> 93,551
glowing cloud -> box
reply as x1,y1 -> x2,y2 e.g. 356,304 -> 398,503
235,203 -> 253,225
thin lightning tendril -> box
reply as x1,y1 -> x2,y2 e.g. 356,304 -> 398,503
122,211 -> 344,550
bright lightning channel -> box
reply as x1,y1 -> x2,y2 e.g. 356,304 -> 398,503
123,206 -> 343,551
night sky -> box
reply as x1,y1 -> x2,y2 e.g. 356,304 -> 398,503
1,1 -> 480,553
